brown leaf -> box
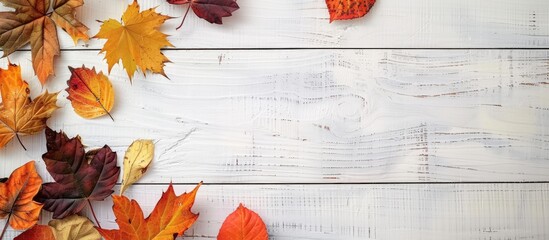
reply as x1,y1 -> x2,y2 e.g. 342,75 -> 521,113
30,16 -> 60,84
0,0 -> 89,83
51,0 -> 89,44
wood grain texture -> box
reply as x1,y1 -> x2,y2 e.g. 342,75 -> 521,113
4,183 -> 549,239
0,0 -> 548,49
0,50 -> 547,183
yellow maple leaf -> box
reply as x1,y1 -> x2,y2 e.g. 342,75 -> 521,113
94,0 -> 173,81
0,63 -> 59,150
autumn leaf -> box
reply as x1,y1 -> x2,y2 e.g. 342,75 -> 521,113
51,0 -> 90,44
325,0 -> 376,22
97,182 -> 202,240
15,215 -> 101,240
0,161 -> 43,240
13,225 -> 55,240
66,66 -> 115,120
94,0 -> 173,81
120,139 -> 154,195
167,0 -> 239,29
0,0 -> 89,84
218,204 -> 268,240
34,127 -> 120,219
0,63 -> 59,151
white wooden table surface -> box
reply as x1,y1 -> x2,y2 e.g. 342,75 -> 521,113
1,0 -> 549,239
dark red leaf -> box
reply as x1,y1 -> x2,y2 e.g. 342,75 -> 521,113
167,0 -> 239,28
34,127 -> 120,219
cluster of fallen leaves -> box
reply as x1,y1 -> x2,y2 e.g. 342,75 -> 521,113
0,0 -> 373,84
0,0 -> 379,239
1,128 -> 268,240
0,0 -> 241,83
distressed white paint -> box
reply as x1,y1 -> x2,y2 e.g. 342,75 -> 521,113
3,184 -> 549,239
0,0 -> 549,49
0,1 -> 548,238
0,50 -> 548,183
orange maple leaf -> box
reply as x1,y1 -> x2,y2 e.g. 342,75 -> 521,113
97,182 -> 202,240
0,161 -> 43,239
0,63 -> 59,150
217,204 -> 269,240
94,0 -> 173,81
0,0 -> 89,84
325,0 -> 376,22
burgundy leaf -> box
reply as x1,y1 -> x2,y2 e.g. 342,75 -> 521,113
167,0 -> 239,29
34,127 -> 120,219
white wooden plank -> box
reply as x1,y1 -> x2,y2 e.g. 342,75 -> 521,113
4,183 -> 549,239
1,0 -> 548,49
0,50 -> 548,183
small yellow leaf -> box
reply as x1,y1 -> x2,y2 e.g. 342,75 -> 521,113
120,139 -> 154,195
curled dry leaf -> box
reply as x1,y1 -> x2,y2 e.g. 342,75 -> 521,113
325,0 -> 376,22
97,182 -> 202,240
217,204 -> 269,240
34,128 -> 120,219
0,63 -> 59,150
0,0 -> 89,83
94,0 -> 173,81
0,161 -> 43,239
66,66 -> 115,120
15,215 -> 101,240
167,0 -> 239,29
120,139 -> 154,195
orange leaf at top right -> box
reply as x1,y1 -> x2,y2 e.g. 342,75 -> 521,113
217,204 -> 268,240
326,0 -> 376,22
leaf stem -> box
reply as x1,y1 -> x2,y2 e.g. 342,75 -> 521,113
103,105 -> 115,122
176,3 -> 192,30
15,134 -> 27,151
0,214 -> 11,240
88,199 -> 101,228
